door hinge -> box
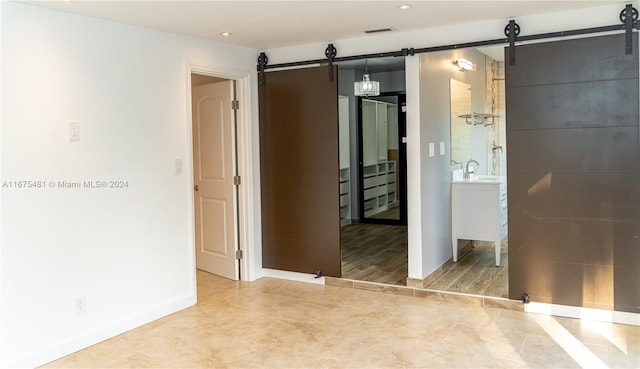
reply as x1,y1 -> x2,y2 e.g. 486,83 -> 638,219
235,249 -> 243,260
233,175 -> 241,186
231,100 -> 240,110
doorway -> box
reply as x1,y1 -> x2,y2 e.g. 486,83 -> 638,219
337,58 -> 409,286
358,93 -> 407,225
190,73 -> 240,281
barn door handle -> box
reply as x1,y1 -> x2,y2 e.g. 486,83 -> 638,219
194,185 -> 199,191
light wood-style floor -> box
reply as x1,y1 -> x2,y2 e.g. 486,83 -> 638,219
368,204 -> 400,220
341,223 -> 508,298
43,271 -> 640,368
341,223 -> 408,285
425,239 -> 509,298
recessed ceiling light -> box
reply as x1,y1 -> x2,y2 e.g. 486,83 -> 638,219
220,32 -> 232,37
397,4 -> 411,10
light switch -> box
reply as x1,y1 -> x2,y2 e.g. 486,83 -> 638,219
175,158 -> 183,175
439,142 -> 445,155
69,121 -> 80,141
428,142 -> 435,157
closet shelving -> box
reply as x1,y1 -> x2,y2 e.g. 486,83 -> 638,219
363,160 -> 396,217
339,168 -> 351,226
361,97 -> 399,218
338,95 -> 352,227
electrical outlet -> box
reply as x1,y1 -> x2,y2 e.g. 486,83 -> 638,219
75,296 -> 87,315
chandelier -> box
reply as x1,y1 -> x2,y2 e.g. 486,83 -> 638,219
354,60 -> 380,97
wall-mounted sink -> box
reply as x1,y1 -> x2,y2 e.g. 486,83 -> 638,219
451,177 -> 508,266
471,175 -> 502,182
452,174 -> 504,183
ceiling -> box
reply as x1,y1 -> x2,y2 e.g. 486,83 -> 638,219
23,1 -> 623,50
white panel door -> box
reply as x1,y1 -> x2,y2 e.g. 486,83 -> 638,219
192,80 -> 238,280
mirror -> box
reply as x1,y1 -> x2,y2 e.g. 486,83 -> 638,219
449,79 -> 472,164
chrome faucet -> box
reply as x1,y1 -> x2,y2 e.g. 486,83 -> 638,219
464,159 -> 479,179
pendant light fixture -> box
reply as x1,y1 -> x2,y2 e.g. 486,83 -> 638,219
354,60 -> 380,97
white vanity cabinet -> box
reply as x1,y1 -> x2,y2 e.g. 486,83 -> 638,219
451,178 -> 507,266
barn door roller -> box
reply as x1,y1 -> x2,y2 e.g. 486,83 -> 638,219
257,52 -> 268,86
325,44 -> 337,81
621,4 -> 639,54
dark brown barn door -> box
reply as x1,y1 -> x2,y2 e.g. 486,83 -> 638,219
259,66 -> 341,277
507,33 -> 639,312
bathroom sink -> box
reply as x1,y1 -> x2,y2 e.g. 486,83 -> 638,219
471,175 -> 502,182
451,174 -> 505,184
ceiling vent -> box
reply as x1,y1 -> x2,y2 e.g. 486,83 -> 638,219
364,28 -> 395,34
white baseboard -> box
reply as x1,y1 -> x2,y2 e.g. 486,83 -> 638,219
525,302 -> 640,326
3,295 -> 196,369
260,268 -> 325,285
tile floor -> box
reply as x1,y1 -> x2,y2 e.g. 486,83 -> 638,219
43,271 -> 640,368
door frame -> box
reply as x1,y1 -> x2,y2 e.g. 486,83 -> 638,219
185,63 -> 256,282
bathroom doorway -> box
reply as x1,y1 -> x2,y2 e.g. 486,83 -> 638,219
418,46 -> 509,298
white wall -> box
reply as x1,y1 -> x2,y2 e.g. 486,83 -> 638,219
0,2 -> 258,367
373,70 -> 406,93
416,48 -> 487,277
405,56 -> 422,278
262,2 -> 639,280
